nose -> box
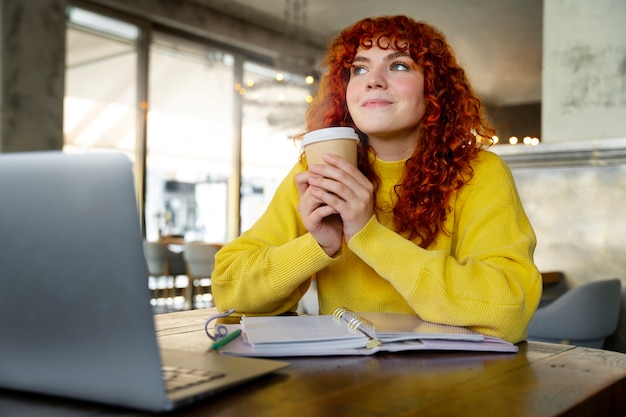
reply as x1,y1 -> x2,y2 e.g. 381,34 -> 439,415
366,67 -> 387,89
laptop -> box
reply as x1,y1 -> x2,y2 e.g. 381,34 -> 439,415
0,151 -> 289,412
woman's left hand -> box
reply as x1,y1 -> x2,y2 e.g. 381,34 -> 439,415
307,153 -> 375,242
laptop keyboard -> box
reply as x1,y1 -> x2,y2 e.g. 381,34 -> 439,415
163,365 -> 226,393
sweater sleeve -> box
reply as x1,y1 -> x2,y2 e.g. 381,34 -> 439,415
211,163 -> 337,315
348,151 -> 542,342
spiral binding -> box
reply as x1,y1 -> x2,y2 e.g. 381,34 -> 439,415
333,307 -> 381,349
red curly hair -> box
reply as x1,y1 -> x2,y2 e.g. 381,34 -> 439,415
303,15 -> 495,248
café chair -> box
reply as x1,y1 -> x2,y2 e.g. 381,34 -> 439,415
183,242 -> 221,309
143,241 -> 187,309
538,271 -> 567,308
527,278 -> 622,348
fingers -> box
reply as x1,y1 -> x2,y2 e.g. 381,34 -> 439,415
306,154 -> 374,241
296,179 -> 339,225
295,180 -> 344,257
307,162 -> 373,210
309,154 -> 372,190
313,153 -> 360,177
294,171 -> 311,197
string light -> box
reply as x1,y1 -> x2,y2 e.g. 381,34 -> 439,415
233,83 -> 246,95
499,135 -> 541,146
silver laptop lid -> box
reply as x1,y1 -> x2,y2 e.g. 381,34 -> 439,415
0,151 -> 168,411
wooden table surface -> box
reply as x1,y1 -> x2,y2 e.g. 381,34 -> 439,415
2,308 -> 626,416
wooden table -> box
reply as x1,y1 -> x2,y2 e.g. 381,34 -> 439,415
2,308 -> 626,416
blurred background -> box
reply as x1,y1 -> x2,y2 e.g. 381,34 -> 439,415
1,0 -> 625,349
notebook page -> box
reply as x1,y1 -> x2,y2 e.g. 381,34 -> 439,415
241,315 -> 369,346
357,312 -> 485,342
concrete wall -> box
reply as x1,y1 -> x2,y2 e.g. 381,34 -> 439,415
536,0 -> 626,350
494,139 -> 626,352
0,0 -> 66,152
515,165 -> 625,283
542,0 -> 626,142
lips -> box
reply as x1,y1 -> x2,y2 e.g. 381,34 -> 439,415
362,98 -> 392,108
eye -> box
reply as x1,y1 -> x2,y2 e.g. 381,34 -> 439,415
390,61 -> 410,71
351,65 -> 368,76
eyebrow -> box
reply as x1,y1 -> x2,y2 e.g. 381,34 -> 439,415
352,51 -> 411,63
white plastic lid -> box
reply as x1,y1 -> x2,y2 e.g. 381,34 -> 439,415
302,127 -> 359,145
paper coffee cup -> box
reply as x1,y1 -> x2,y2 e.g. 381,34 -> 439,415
302,127 -> 359,166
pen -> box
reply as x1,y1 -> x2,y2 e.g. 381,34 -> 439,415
210,329 -> 242,350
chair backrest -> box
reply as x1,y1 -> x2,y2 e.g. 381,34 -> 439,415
527,278 -> 622,348
143,241 -> 170,275
183,243 -> 220,278
143,241 -> 186,276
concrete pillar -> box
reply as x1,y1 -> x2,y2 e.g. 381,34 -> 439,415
0,0 -> 66,152
542,0 -> 626,142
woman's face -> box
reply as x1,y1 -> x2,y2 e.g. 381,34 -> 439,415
346,42 -> 426,145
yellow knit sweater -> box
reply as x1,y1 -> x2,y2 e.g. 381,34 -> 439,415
212,150 -> 542,343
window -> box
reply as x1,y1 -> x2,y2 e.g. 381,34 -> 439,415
64,6 -> 315,243
145,34 -> 235,242
240,62 -> 314,231
64,7 -> 139,166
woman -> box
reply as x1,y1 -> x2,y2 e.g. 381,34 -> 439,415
212,15 -> 541,343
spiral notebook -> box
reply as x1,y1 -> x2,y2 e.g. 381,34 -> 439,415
218,308 -> 518,357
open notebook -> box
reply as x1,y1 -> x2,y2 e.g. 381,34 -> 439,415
0,151 -> 288,412
218,308 -> 518,357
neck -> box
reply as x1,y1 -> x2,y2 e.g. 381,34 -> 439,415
367,134 -> 418,161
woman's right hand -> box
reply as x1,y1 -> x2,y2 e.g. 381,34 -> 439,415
295,170 -> 344,257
